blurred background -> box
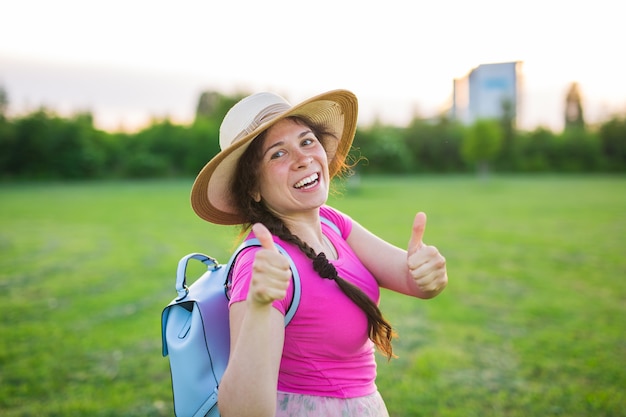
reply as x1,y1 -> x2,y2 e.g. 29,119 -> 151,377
2,0 -> 625,179
1,2 -> 625,416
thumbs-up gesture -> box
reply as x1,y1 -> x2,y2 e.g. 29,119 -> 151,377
407,212 -> 448,296
248,223 -> 292,306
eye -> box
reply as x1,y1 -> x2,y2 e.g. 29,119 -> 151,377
270,149 -> 285,160
301,137 -> 317,147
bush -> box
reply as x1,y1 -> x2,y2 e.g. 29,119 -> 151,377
1,95 -> 625,179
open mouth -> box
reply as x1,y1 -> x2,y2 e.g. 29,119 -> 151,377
294,172 -> 320,190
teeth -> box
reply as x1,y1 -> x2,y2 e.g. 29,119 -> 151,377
294,173 -> 319,189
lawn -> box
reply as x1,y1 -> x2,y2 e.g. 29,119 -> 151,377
0,175 -> 624,416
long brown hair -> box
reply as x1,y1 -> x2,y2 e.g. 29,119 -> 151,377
231,116 -> 396,359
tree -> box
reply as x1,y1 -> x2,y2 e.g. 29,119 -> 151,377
195,91 -> 221,120
513,127 -> 557,172
0,85 -> 8,117
403,115 -> 466,172
0,87 -> 14,176
353,123 -> 413,174
461,119 -> 503,177
496,98 -> 517,169
598,115 -> 626,171
565,82 -> 585,131
195,91 -> 247,123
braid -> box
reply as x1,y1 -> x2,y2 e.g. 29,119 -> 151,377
314,253 -> 397,360
313,253 -> 338,280
232,118 -> 396,359
257,211 -> 397,360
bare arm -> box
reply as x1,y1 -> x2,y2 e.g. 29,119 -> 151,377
218,302 -> 284,417
346,212 -> 447,299
218,224 -> 291,417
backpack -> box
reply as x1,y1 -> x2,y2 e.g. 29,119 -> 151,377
161,238 -> 302,417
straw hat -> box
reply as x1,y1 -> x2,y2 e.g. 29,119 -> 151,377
190,89 -> 358,225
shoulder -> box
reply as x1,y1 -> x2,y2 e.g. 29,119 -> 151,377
320,205 -> 353,239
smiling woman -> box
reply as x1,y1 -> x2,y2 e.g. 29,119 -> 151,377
187,89 -> 449,417
249,118 -> 332,221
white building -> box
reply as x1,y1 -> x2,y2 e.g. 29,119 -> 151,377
452,61 -> 523,126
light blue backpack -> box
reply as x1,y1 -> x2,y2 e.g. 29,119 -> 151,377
161,239 -> 301,417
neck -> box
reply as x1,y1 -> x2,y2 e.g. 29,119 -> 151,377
277,209 -> 335,259
282,211 -> 322,241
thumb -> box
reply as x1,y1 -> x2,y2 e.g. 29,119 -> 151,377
408,212 -> 427,254
252,223 -> 278,252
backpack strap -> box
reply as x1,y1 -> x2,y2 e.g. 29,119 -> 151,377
320,215 -> 341,237
174,253 -> 220,301
225,239 -> 301,326
224,215 -> 338,325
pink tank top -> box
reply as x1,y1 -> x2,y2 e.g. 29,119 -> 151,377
229,206 -> 380,398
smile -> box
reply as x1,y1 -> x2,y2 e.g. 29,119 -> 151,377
294,172 -> 319,189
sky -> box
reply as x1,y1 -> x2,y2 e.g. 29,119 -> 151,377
1,0 -> 624,133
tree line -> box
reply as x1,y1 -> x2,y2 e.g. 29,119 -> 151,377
1,90 -> 625,180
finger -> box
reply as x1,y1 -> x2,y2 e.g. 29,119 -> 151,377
252,223 -> 278,252
414,273 -> 445,293
410,249 -> 445,277
408,212 -> 427,254
407,242 -> 435,270
410,251 -> 447,288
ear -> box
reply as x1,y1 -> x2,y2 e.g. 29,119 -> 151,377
251,189 -> 261,203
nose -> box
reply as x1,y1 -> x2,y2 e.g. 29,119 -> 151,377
293,150 -> 313,169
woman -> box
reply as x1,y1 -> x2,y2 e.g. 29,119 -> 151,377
190,90 -> 448,417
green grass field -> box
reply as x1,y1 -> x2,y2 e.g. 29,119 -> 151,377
1,175 -> 624,416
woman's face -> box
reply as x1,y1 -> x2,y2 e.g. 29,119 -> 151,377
254,118 -> 330,218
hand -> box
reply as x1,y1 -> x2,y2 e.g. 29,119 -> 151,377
248,223 -> 291,306
407,212 -> 448,296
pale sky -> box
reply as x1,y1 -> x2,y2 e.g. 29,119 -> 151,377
1,0 -> 624,132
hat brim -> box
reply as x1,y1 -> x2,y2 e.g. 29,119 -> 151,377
190,89 -> 358,225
